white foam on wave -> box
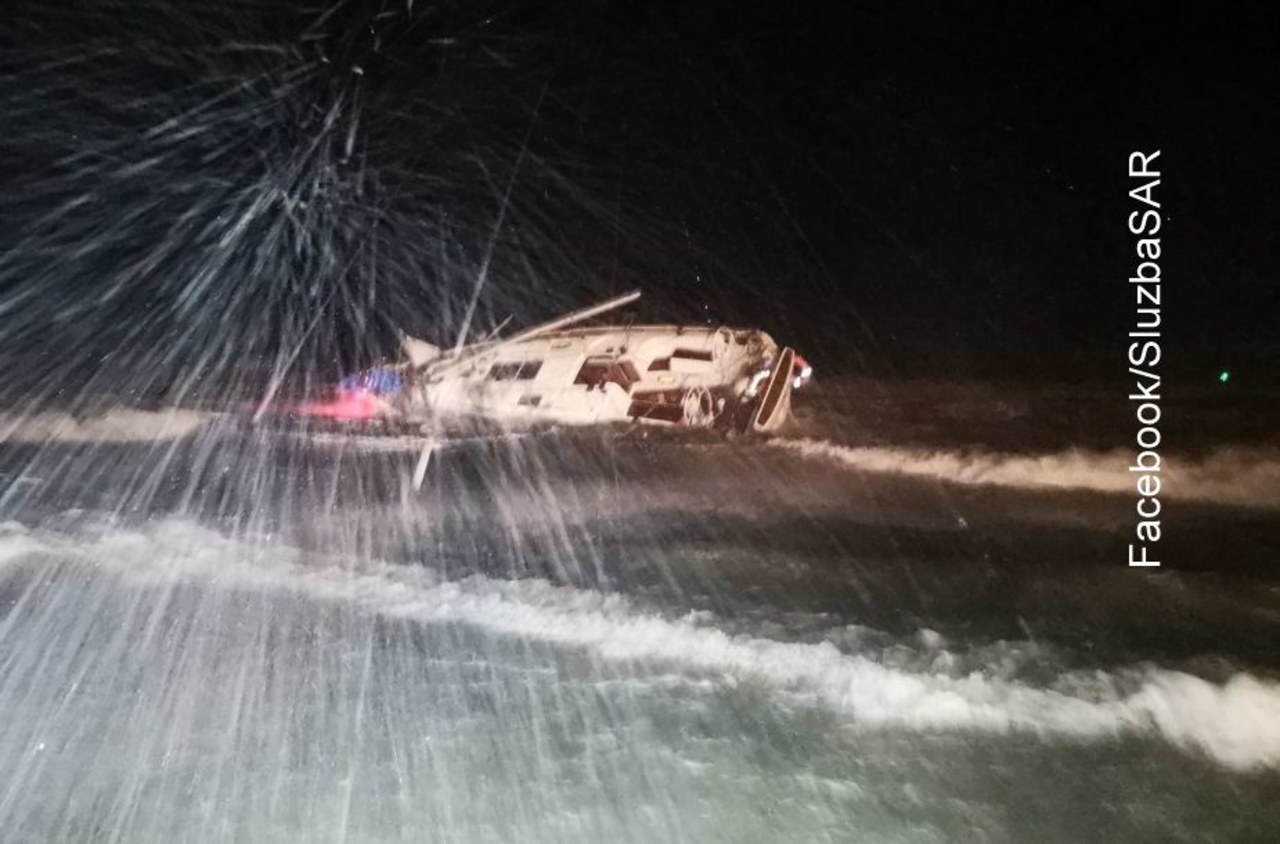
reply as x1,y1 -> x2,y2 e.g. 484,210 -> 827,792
0,409 -> 213,444
0,522 -> 44,564
3,518 -> 1279,771
299,430 -> 530,453
772,438 -> 1280,508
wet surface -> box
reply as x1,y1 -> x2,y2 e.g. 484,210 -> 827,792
2,385 -> 1279,841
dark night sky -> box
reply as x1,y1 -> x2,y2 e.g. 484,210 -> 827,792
2,1 -> 1277,391
543,1 -> 1280,383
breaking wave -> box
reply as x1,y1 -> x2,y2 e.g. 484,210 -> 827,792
0,409 -> 213,444
3,517 -> 1279,771
773,438 -> 1280,508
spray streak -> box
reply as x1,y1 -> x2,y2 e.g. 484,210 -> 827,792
0,0 -> 592,419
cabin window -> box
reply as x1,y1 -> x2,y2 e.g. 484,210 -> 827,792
627,389 -> 687,423
672,348 -> 714,362
574,357 -> 640,391
647,358 -> 671,372
488,360 -> 542,381
517,394 -> 542,407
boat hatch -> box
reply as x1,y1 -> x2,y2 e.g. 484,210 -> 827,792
649,348 -> 714,371
574,357 -> 641,392
488,360 -> 543,381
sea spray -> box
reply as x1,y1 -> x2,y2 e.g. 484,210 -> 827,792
772,438 -> 1280,508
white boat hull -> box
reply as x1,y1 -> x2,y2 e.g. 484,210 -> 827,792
315,292 -> 809,435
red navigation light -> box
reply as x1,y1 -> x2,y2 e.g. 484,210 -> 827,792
297,390 -> 381,421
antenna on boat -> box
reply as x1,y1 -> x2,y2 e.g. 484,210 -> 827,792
481,315 -> 514,342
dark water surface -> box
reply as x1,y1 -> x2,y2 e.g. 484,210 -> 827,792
2,382 -> 1278,841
